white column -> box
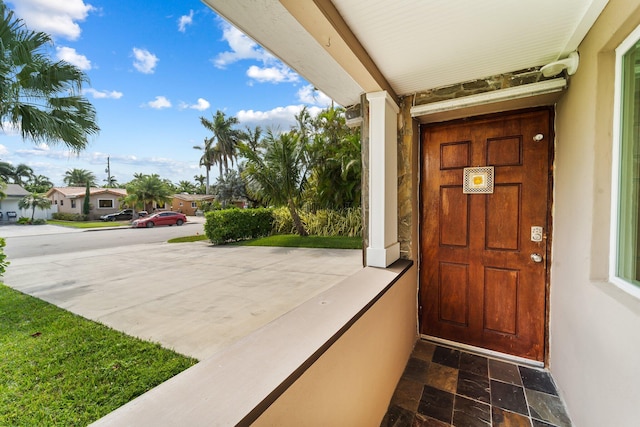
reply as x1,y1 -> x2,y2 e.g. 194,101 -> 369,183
366,91 -> 400,267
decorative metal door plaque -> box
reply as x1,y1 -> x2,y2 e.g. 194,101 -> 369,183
463,166 -> 494,194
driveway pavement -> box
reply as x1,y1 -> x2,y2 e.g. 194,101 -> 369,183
2,222 -> 363,360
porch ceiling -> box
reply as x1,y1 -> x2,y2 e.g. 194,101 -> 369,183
202,0 -> 609,107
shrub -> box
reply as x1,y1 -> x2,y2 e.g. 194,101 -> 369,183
52,212 -> 88,221
0,238 -> 9,276
205,208 -> 273,244
17,217 -> 30,224
32,218 -> 46,225
272,206 -> 362,237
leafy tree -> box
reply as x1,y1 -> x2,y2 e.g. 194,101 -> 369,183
123,174 -> 173,213
200,110 -> 240,176
239,130 -> 309,236
0,2 -> 99,151
63,168 -> 96,187
24,174 -> 53,193
18,193 -> 52,221
83,182 -> 90,215
215,170 -> 247,208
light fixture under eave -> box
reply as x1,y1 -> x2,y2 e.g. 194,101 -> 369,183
540,51 -> 580,78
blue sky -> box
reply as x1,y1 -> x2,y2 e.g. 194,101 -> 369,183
1,0 -> 332,187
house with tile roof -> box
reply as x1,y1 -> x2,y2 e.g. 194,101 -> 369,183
0,184 -> 40,221
170,193 -> 217,216
46,187 -> 127,220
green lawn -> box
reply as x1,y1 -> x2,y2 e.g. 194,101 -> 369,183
237,234 -> 363,249
46,220 -> 130,229
0,284 -> 197,426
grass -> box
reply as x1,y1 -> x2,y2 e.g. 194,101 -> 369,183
236,234 -> 363,249
168,234 -> 208,243
0,284 -> 198,426
46,220 -> 130,229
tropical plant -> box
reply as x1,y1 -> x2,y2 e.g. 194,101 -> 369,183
0,237 -> 8,275
0,2 -> 99,151
25,174 -> 53,193
63,168 -> 97,187
0,162 -> 34,185
239,130 -> 309,236
215,169 -> 246,208
200,110 -> 240,176
0,179 -> 6,200
193,137 -> 219,195
175,180 -> 197,194
123,174 -> 173,213
103,176 -> 118,188
18,192 -> 52,221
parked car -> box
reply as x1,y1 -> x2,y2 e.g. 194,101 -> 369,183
100,209 -> 134,221
131,211 -> 187,228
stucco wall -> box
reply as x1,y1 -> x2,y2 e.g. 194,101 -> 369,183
253,265 -> 417,427
551,0 -> 640,425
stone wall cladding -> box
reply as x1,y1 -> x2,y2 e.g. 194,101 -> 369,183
398,96 -> 414,260
413,67 -> 552,106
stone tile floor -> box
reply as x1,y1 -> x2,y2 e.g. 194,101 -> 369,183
380,340 -> 572,427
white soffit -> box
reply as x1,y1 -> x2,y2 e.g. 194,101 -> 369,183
203,0 -> 608,107
332,0 -> 608,96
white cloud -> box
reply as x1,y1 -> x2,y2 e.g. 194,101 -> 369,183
297,84 -> 333,107
56,46 -> 92,70
236,105 -> 322,130
8,0 -> 94,40
0,144 -> 9,157
0,121 -> 21,137
84,88 -> 123,99
146,96 -> 172,109
192,98 -> 210,110
213,22 -> 271,68
132,48 -> 158,74
246,65 -> 298,84
178,10 -> 194,32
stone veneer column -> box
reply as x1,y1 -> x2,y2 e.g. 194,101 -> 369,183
366,91 -> 400,267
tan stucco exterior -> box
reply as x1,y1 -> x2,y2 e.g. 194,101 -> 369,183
549,1 -> 640,425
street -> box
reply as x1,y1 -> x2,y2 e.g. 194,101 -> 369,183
1,221 -> 206,259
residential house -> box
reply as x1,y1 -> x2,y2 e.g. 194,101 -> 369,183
0,184 -> 41,221
46,187 -> 127,220
170,193 -> 216,216
94,1 -> 640,426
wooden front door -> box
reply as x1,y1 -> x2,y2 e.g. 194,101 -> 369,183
419,109 -> 552,361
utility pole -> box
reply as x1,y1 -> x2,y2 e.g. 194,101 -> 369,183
105,156 -> 111,187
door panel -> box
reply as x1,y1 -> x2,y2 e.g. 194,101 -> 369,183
420,109 -> 551,361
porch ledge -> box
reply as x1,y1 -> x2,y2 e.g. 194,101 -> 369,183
91,260 -> 413,427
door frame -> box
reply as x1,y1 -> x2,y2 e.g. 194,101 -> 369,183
417,106 -> 555,366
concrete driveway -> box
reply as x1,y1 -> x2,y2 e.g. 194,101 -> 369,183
2,227 -> 363,360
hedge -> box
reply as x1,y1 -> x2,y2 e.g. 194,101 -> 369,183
204,208 -> 273,244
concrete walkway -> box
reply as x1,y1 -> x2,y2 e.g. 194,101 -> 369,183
3,231 -> 362,360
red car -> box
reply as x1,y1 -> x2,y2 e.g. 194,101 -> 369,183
131,211 -> 187,228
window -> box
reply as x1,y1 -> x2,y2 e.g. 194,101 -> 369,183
71,200 -> 76,209
612,27 -> 640,299
98,199 -> 114,208
191,202 -> 197,208
60,200 -> 64,206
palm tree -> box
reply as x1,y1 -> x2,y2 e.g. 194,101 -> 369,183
25,174 -> 54,193
193,137 -> 219,195
63,168 -> 97,187
13,164 -> 33,186
18,193 -> 52,221
239,130 -> 309,236
103,176 -> 118,187
176,180 -> 197,194
123,174 -> 173,213
0,2 -> 99,151
200,110 -> 240,175
0,162 -> 15,183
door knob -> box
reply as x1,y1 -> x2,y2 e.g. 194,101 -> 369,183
530,253 -> 543,263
